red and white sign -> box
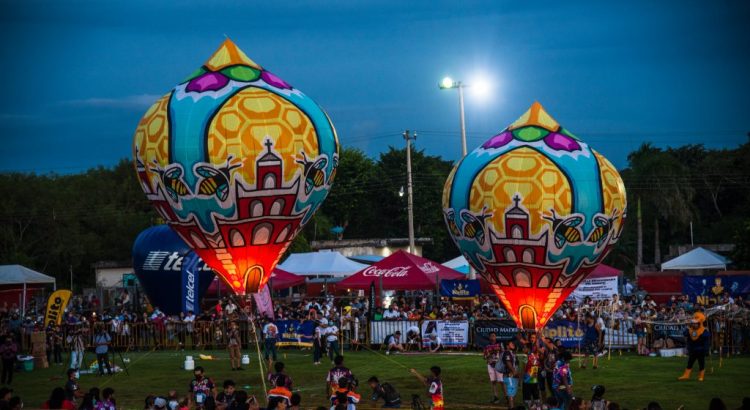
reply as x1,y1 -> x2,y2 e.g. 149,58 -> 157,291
338,250 -> 464,291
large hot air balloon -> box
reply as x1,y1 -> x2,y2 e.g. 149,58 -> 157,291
442,102 -> 626,330
133,39 -> 338,296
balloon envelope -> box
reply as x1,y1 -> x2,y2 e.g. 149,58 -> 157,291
442,102 -> 626,329
133,39 -> 338,295
132,225 -> 215,316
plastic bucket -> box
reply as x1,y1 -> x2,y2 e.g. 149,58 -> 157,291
241,355 -> 250,365
23,359 -> 34,372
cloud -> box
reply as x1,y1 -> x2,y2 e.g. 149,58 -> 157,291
59,94 -> 161,110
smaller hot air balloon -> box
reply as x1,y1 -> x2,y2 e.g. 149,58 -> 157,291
133,39 -> 338,296
132,225 -> 215,316
443,102 -> 626,330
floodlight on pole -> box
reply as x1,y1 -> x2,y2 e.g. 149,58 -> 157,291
438,77 -> 467,157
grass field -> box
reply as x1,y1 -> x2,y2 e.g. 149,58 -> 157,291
9,348 -> 750,409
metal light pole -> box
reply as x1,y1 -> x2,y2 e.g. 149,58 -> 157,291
403,130 -> 416,254
439,77 -> 468,157
440,77 -> 475,279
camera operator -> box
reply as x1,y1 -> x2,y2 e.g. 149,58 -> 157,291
94,326 -> 112,376
367,376 -> 401,408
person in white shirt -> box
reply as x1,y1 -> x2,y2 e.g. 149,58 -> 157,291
406,325 -> 421,350
326,322 -> 340,363
263,322 -> 279,365
386,331 -> 404,355
383,306 -> 400,320
427,333 -> 442,353
225,301 -> 238,316
184,311 -> 196,349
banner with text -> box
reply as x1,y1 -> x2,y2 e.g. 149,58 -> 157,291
45,289 -> 72,327
569,276 -> 618,302
421,320 -> 469,348
473,320 -> 520,347
683,275 -> 750,305
274,320 -> 315,347
440,279 -> 480,299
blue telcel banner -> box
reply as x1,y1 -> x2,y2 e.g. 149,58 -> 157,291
440,279 -> 480,299
683,275 -> 750,305
274,320 -> 315,347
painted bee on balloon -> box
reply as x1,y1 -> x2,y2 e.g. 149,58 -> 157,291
195,156 -> 243,202
444,209 -> 462,238
587,210 -> 620,248
151,161 -> 191,202
296,152 -> 328,195
460,208 -> 492,246
543,209 -> 584,248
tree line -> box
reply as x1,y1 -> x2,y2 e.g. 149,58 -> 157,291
1,142 -> 748,289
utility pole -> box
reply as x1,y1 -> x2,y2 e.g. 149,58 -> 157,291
403,130 -> 416,254
458,85 -> 467,157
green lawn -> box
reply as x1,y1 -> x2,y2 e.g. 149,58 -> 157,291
10,348 -> 750,409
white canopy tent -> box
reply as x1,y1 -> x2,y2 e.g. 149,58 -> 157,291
0,264 -> 56,316
442,255 -> 470,274
661,247 -> 730,271
278,251 -> 368,278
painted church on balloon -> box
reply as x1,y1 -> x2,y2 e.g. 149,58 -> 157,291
133,39 -> 338,297
443,102 -> 626,330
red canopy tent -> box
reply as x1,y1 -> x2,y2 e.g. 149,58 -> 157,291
337,250 -> 464,291
208,268 -> 304,295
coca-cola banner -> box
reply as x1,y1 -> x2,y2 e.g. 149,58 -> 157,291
338,250 -> 464,290
421,320 -> 469,348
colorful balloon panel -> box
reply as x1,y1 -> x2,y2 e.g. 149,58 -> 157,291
443,102 -> 626,330
133,39 -> 338,295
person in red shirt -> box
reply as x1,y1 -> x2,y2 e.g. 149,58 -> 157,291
410,366 -> 444,410
41,387 -> 76,410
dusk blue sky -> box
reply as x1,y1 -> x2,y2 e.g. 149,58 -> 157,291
1,0 -> 749,173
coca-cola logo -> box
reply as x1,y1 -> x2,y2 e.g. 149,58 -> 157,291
419,262 -> 440,274
362,265 -> 410,278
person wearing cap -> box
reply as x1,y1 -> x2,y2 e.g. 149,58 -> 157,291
385,331 -> 404,355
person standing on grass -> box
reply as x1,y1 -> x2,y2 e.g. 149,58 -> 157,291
522,345 -> 541,409
94,327 -> 112,376
678,311 -> 711,382
409,366 -> 444,410
70,327 -> 86,370
227,321 -> 243,371
483,332 -> 503,404
500,341 -> 519,408
263,321 -> 279,366
325,320 -> 341,363
581,314 -> 604,369
552,351 -> 573,410
313,320 -> 324,365
0,335 -> 18,385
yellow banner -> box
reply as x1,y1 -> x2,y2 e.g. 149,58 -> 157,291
45,290 -> 72,327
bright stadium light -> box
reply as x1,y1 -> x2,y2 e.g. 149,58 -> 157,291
440,76 -> 456,89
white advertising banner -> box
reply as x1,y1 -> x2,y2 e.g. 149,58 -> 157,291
369,321 -> 419,344
569,276 -> 618,302
420,320 -> 469,348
